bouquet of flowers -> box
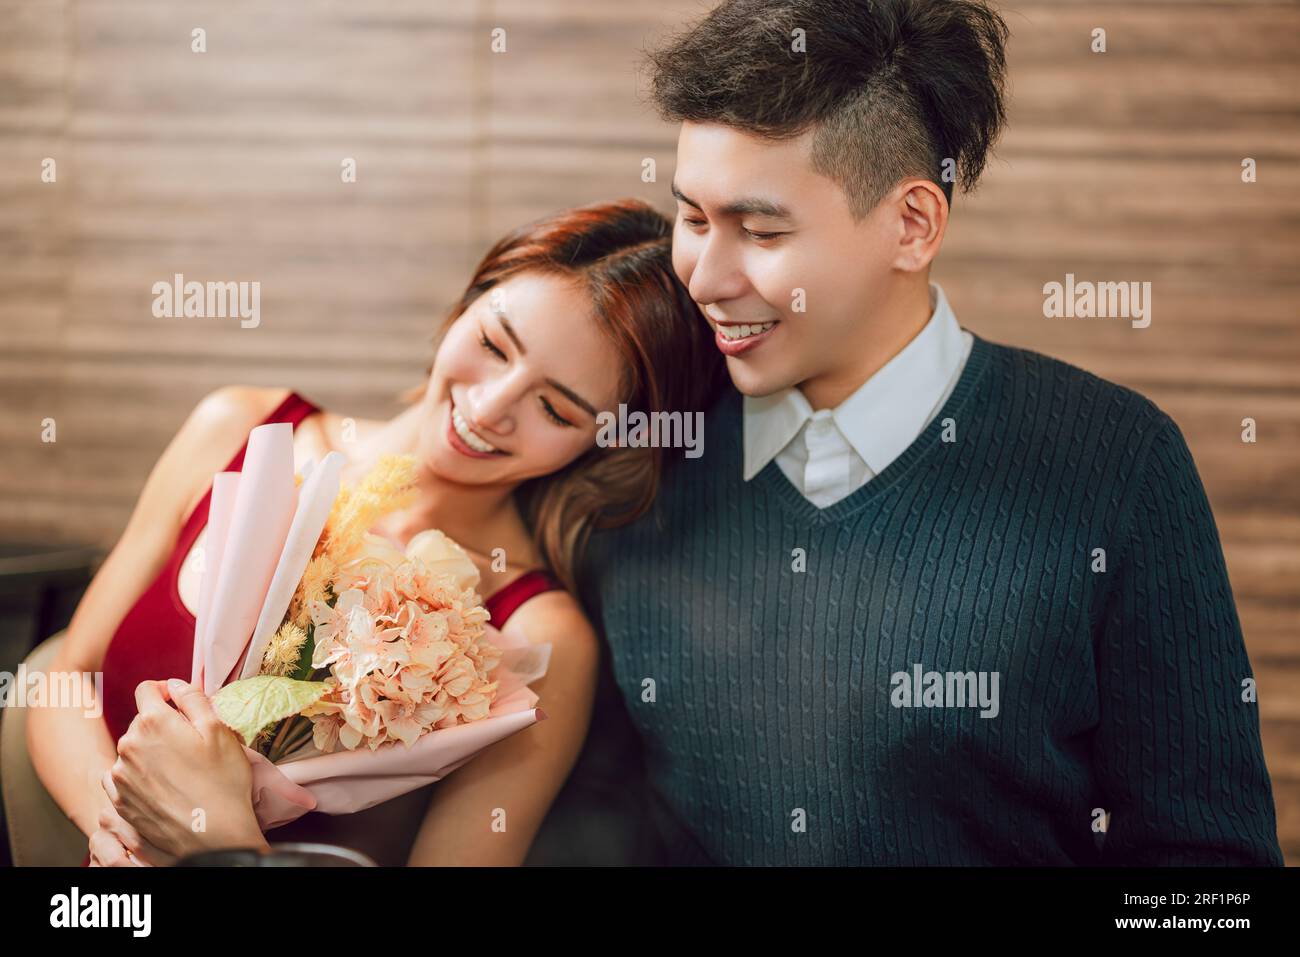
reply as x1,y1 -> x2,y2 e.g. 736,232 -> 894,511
190,421 -> 550,829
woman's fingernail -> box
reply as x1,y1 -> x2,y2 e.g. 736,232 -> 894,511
167,678 -> 186,692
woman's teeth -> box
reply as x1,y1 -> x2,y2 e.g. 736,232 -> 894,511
452,405 -> 499,453
718,322 -> 776,341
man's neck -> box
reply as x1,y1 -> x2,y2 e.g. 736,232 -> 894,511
797,277 -> 934,411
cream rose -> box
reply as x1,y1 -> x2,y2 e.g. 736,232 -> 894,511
404,528 -> 481,591
356,532 -> 408,568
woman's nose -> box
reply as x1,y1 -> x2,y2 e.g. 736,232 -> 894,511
465,376 -> 518,436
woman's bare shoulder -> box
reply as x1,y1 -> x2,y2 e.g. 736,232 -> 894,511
189,385 -> 293,443
499,585 -> 597,650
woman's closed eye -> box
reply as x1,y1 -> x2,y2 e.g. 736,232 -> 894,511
480,327 -> 574,427
540,396 -> 574,428
479,331 -> 506,360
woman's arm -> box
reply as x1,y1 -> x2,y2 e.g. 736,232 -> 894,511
25,386 -> 288,837
406,590 -> 600,865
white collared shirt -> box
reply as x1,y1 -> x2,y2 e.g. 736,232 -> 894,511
743,282 -> 973,509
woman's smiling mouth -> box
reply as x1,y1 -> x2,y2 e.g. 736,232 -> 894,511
448,401 -> 506,457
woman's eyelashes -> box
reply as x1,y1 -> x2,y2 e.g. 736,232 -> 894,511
478,326 -> 575,428
539,396 -> 574,428
479,330 -> 506,360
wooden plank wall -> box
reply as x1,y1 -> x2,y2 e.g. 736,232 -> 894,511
1,0 -> 1297,862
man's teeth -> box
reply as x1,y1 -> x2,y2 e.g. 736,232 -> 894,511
452,405 -> 498,453
718,322 -> 776,341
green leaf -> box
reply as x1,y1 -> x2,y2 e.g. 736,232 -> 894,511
212,675 -> 330,747
289,625 -> 316,681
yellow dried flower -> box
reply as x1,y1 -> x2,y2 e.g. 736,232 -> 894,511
261,621 -> 309,677
290,552 -> 338,629
321,454 -> 419,566
282,454 -> 418,632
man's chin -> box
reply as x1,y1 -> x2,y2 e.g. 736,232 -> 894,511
725,358 -> 798,399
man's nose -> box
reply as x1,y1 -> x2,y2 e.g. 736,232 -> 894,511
688,233 -> 749,307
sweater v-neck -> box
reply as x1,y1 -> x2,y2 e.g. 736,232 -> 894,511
749,330 -> 999,525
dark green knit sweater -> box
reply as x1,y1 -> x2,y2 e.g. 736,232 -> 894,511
583,332 -> 1283,866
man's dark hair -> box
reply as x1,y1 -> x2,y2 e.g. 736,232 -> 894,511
648,0 -> 1009,216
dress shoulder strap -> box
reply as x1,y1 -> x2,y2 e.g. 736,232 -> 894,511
267,390 -> 320,431
485,569 -> 564,627
217,390 -> 318,474
177,390 -> 319,533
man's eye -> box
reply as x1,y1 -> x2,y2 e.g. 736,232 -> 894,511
479,332 -> 506,360
744,228 -> 781,242
681,216 -> 707,230
540,397 -> 574,428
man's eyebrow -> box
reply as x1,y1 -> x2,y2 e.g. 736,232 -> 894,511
494,308 -> 599,418
720,196 -> 792,219
670,182 -> 700,209
670,182 -> 791,220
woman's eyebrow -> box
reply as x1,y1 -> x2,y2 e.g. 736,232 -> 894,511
546,379 -> 598,418
495,309 -> 598,417
496,312 -> 528,354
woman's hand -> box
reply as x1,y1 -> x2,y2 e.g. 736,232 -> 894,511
88,828 -> 136,868
87,803 -> 176,867
103,678 -> 270,860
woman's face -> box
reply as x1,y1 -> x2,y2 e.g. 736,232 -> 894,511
417,270 -> 623,487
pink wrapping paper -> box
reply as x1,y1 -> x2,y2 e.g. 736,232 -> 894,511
246,624 -> 551,828
238,450 -> 346,680
193,422 -> 553,829
199,423 -> 298,694
191,472 -> 239,687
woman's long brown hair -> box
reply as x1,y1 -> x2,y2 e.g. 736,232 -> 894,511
400,199 -> 728,592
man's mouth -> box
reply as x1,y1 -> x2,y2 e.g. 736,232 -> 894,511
716,321 -> 778,341
712,319 -> 780,356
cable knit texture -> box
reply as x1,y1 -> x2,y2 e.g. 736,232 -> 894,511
583,333 -> 1283,866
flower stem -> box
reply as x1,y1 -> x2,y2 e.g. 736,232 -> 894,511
268,716 -> 313,763
265,718 -> 293,762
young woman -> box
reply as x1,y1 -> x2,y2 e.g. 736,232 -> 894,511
26,199 -> 726,866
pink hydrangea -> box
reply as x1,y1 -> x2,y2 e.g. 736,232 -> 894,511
306,556 -> 501,752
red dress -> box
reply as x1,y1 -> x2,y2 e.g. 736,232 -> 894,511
97,390 -> 562,864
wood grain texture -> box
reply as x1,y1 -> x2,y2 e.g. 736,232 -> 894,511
1,0 -> 1296,862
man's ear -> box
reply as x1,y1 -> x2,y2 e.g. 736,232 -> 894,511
890,178 -> 948,273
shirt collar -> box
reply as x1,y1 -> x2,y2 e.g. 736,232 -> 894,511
743,282 -> 965,481
742,381 -> 813,481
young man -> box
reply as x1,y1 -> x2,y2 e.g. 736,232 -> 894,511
580,0 -> 1283,865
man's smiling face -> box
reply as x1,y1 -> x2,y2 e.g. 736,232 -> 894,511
670,120 -> 900,404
